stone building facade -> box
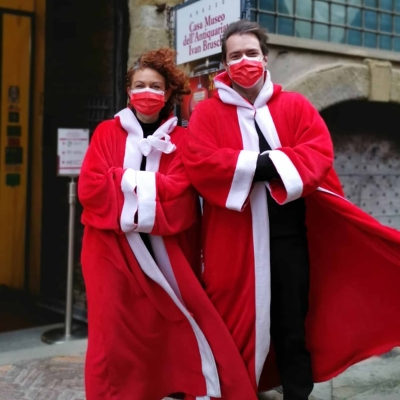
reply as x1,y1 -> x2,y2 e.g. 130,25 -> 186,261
127,0 -> 400,231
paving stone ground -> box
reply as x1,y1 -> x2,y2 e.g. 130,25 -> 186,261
0,356 -> 85,400
1,349 -> 399,400
0,356 -> 283,400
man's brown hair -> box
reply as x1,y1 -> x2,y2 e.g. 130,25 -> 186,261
221,19 -> 269,62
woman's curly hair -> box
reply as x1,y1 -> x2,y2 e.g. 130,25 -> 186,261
126,47 -> 190,119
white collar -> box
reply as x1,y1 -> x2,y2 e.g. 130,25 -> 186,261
214,71 -> 274,110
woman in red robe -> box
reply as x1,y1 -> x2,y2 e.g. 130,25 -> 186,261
78,48 -> 208,400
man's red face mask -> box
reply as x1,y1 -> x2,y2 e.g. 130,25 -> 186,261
227,55 -> 265,89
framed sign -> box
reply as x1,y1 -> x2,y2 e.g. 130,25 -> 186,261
175,0 -> 242,65
57,128 -> 89,176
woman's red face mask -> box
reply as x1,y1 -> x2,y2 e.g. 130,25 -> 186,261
130,88 -> 165,116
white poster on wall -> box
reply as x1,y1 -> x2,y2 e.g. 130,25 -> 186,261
57,128 -> 89,176
175,0 -> 242,65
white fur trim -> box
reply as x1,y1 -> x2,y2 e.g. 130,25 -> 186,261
118,109 -> 178,233
317,186 -> 350,202
217,82 -> 253,109
138,117 -> 177,157
118,108 -> 220,395
134,171 -> 156,233
267,150 -> 303,203
118,108 -> 141,233
226,150 -> 259,211
255,105 -> 281,150
117,108 -> 143,171
254,105 -> 304,204
120,168 -> 138,232
233,105 -> 272,384
254,72 -> 274,109
138,133 -> 176,156
215,70 -> 274,108
238,108 -> 261,150
125,232 -> 221,397
149,236 -> 218,397
250,183 -> 271,385
150,235 -> 184,304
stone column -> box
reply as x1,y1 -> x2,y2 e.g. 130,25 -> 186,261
127,0 -> 183,68
364,59 -> 392,102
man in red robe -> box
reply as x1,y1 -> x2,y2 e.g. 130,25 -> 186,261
182,19 -> 400,400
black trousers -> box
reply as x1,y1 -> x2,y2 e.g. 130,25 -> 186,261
270,233 -> 314,400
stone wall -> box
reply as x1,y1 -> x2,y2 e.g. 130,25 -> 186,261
282,60 -> 400,111
127,0 -> 183,67
127,1 -> 400,111
266,46 -> 400,110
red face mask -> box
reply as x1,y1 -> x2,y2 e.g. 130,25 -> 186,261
130,88 -> 165,116
227,55 -> 265,88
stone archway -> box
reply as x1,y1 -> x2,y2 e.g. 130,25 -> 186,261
282,61 -> 400,231
284,60 -> 400,111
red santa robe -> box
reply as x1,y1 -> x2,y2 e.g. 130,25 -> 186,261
79,109 -> 226,400
182,71 -> 400,396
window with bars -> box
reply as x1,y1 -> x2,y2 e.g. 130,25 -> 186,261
250,0 -> 400,51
